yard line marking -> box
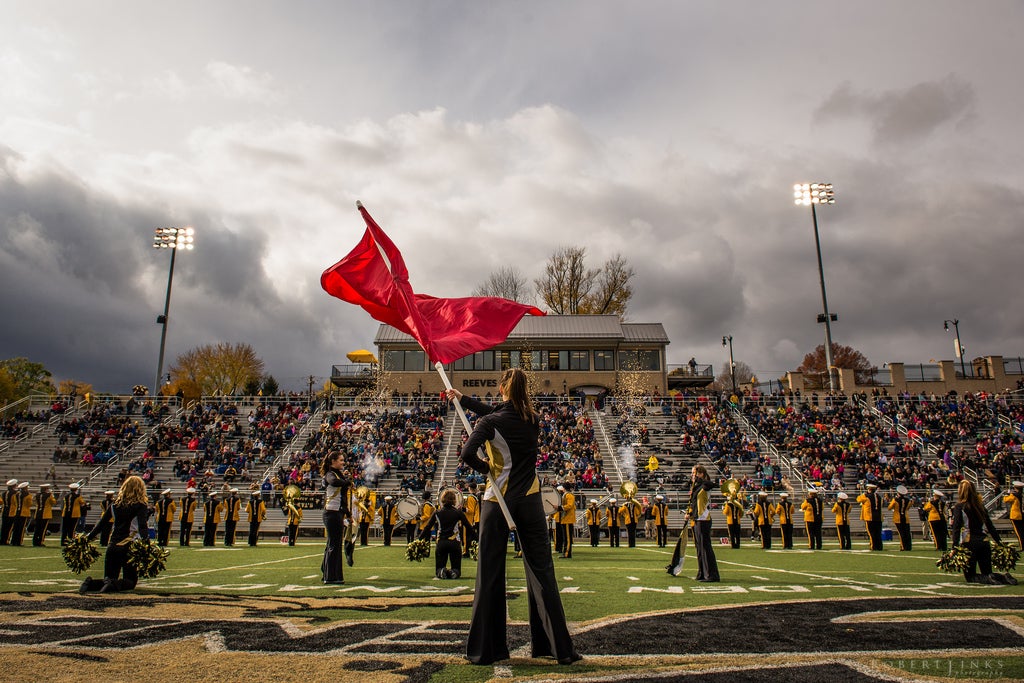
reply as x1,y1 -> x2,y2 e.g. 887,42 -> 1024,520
164,554 -> 322,578
714,558 -> 948,594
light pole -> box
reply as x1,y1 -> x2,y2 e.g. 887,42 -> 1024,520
944,319 -> 967,378
722,335 -> 736,395
153,227 -> 195,397
794,183 -> 837,391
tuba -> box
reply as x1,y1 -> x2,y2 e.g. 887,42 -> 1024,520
720,478 -> 744,513
283,484 -> 302,503
620,481 -> 642,515
354,486 -> 371,517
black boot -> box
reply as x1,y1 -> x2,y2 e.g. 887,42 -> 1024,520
99,579 -> 115,594
344,541 -> 354,567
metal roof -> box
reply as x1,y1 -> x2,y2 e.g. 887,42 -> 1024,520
373,315 -> 669,345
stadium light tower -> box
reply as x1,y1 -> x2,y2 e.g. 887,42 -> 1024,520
153,227 -> 195,398
944,318 -> 967,379
794,182 -> 838,391
722,335 -> 736,395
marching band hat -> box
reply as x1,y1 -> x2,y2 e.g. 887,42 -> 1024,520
932,490 -> 945,498
779,492 -> 789,498
589,498 -> 598,504
105,490 -> 116,495
655,494 -> 664,500
185,487 -> 196,493
758,491 -> 768,497
210,491 -> 219,496
230,488 -> 238,493
556,485 -> 565,491
866,482 -> 878,489
896,485 -> 908,496
609,497 -> 617,503
1013,481 -> 1024,488
6,479 -> 17,486
40,483 -> 52,488
18,482 -> 29,489
384,495 -> 393,500
837,491 -> 849,499
807,487 -> 818,494
69,482 -> 80,490
162,488 -> 172,495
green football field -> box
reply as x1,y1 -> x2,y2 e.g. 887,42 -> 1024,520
3,537 -> 1021,621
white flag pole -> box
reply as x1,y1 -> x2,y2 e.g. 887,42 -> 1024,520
434,361 -> 516,530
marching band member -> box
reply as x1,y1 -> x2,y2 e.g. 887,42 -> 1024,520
32,483 -> 56,546
202,491 -> 224,546
723,494 -> 743,549
286,497 -> 303,547
752,491 -> 774,549
0,479 -> 17,545
620,497 -> 642,547
223,488 -> 241,546
856,482 -> 883,551
246,489 -> 267,546
357,491 -> 376,546
10,482 -> 32,546
155,488 -> 176,547
586,499 -> 601,547
95,490 -> 115,546
80,475 -> 150,594
923,490 -> 948,551
654,494 -> 670,548
775,492 -> 794,549
60,483 -> 84,546
888,485 -> 913,551
419,488 -> 474,579
605,498 -> 620,547
1002,481 -> 1023,549
416,491 -> 435,560
832,491 -> 853,549
462,483 -> 480,557
320,450 -> 351,584
178,488 -> 197,546
557,485 -> 576,559
379,495 -> 398,546
800,488 -> 824,549
404,497 -> 419,545
551,487 -> 563,553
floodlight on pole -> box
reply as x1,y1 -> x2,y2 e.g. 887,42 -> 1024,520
722,335 -> 736,395
153,227 -> 195,398
794,183 -> 838,391
944,318 -> 967,378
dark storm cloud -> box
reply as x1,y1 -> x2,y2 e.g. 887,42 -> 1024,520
814,76 -> 976,147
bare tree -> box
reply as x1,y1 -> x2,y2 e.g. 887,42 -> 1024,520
583,254 -> 634,316
712,360 -> 755,393
473,266 -> 531,302
798,343 -> 875,388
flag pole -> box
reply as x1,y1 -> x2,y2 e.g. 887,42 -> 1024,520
434,361 -> 516,530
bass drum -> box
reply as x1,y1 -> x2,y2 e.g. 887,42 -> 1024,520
540,486 -> 561,516
396,497 -> 420,521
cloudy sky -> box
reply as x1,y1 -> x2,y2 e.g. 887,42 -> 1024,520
2,1 -> 1022,393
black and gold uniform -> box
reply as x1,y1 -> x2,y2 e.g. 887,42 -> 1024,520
557,487 -> 576,559
203,494 -> 225,546
32,484 -> 57,546
832,492 -> 852,549
775,493 -> 794,549
605,499 -> 620,547
286,500 -> 303,546
178,489 -> 197,546
723,496 -> 743,549
687,465 -> 719,582
60,484 -> 85,546
888,486 -> 913,551
246,492 -> 267,546
223,490 -> 241,546
752,493 -> 774,549
10,483 -> 32,546
653,495 -> 670,548
923,492 -> 948,551
800,490 -> 824,549
1003,482 -> 1023,549
620,498 -> 642,548
856,484 -> 884,550
0,480 -> 18,545
586,500 -> 602,547
462,486 -> 480,556
419,493 -> 474,579
155,490 -> 177,547
379,495 -> 398,546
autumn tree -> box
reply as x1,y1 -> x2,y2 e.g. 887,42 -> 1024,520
0,367 -> 16,405
168,342 -> 265,396
57,379 -> 94,398
0,357 -> 55,399
534,246 -> 634,316
797,343 -> 876,387
712,360 -> 755,393
472,266 -> 531,302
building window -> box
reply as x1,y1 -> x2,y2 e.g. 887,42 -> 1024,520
594,350 -> 614,371
453,350 -> 496,371
383,350 -> 425,372
618,349 -> 660,371
569,350 -> 590,371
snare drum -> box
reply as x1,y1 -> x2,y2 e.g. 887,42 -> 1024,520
540,486 -> 560,516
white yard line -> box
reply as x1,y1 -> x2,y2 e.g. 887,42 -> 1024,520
163,553 -> 323,578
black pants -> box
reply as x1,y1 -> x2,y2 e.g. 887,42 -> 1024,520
837,524 -> 851,549
11,517 -> 27,545
759,524 -> 772,549
468,496 -> 578,666
224,519 -> 237,546
806,520 -> 822,549
780,523 -> 793,549
895,522 -> 912,550
692,519 -> 719,581
727,523 -> 741,549
657,523 -> 668,548
383,523 -> 394,546
405,522 -> 416,543
203,522 -> 217,546
554,523 -> 564,553
179,522 -> 192,546
157,521 -> 172,547
248,521 -> 261,546
359,522 -> 369,546
608,526 -> 619,547
964,535 -> 993,580
866,520 -> 883,550
436,537 -> 462,577
81,542 -> 139,593
322,510 -> 345,582
1011,519 -> 1023,549
33,518 -> 49,546
589,524 -> 600,547
0,514 -> 13,544
930,519 -> 948,551
60,516 -> 78,545
560,523 -> 573,557
287,524 -> 299,546
626,523 -> 637,547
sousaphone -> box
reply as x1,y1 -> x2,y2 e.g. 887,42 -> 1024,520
283,484 -> 302,502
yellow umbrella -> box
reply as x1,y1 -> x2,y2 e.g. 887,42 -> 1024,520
346,349 -> 378,364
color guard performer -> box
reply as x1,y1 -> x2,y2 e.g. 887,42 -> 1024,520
203,491 -> 224,546
605,498 -> 619,547
775,492 -> 794,549
752,491 -> 774,549
586,498 -> 601,547
155,488 -> 176,547
856,482 -> 884,550
223,488 -> 241,546
687,464 -> 719,582
246,489 -> 267,546
60,483 -> 85,546
654,494 -> 670,548
888,485 -> 913,551
923,490 -> 948,551
178,487 -> 197,546
800,488 -> 824,549
419,489 -> 474,579
32,483 -> 56,546
1003,480 -> 1023,549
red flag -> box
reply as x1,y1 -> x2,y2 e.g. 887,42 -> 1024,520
321,203 -> 544,364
